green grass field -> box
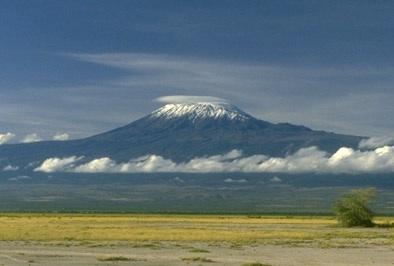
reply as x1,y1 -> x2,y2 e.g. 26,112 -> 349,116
0,214 -> 392,248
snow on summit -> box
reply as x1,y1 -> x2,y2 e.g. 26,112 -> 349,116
150,102 -> 252,122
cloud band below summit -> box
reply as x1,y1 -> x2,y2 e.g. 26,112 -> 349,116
34,145 -> 394,174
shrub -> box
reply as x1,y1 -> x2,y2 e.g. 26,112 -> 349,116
189,248 -> 210,253
181,256 -> 215,263
242,263 -> 272,266
332,188 -> 376,227
97,256 -> 132,261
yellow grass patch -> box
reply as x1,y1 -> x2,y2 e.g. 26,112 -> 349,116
0,214 -> 392,244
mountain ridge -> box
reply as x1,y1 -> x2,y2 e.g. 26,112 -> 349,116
0,102 -> 364,168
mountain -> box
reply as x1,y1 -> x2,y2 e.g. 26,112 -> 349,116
0,102 -> 364,168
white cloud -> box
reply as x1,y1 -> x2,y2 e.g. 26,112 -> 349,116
53,133 -> 70,141
0,132 -> 15,145
3,165 -> 19,171
34,156 -> 82,173
34,145 -> 394,174
8,175 -> 31,182
224,178 -> 248,183
270,176 -> 282,182
359,136 -> 394,149
74,157 -> 116,173
22,133 -> 42,143
173,176 -> 184,183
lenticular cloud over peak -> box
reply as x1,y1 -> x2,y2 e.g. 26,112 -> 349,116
156,95 -> 228,105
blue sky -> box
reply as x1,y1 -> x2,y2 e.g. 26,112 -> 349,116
1,0 -> 394,140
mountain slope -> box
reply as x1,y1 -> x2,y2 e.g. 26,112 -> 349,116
0,102 -> 364,167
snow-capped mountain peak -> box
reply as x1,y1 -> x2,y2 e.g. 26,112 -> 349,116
149,102 -> 253,122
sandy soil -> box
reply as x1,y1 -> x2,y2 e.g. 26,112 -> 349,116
0,242 -> 392,266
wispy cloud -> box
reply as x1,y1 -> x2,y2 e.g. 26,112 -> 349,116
8,175 -> 31,182
2,52 -> 394,139
35,145 -> 394,174
68,52 -> 394,136
224,178 -> 248,183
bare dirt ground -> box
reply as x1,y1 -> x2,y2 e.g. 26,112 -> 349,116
0,241 -> 392,266
0,215 -> 392,265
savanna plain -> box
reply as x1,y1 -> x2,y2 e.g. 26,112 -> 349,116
0,214 -> 393,266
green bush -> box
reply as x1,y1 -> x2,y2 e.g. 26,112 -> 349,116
332,188 -> 376,227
